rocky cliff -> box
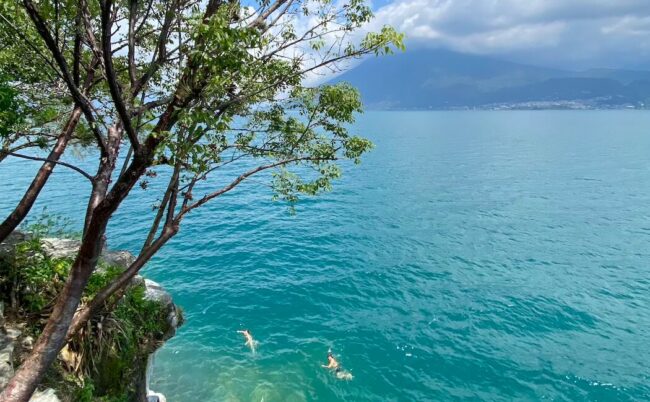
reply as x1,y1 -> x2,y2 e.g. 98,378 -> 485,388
0,232 -> 181,402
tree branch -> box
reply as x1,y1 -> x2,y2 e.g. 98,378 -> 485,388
6,152 -> 94,181
180,156 -> 334,216
73,7 -> 82,86
22,0 -> 108,156
127,0 -> 138,87
142,162 -> 180,251
131,0 -> 177,96
99,0 -> 140,151
260,0 -> 295,34
250,0 -> 288,29
0,12 -> 60,81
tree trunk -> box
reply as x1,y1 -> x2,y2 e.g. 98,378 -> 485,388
0,107 -> 82,244
67,227 -> 176,339
0,80 -> 178,402
0,210 -> 107,402
83,125 -> 124,236
0,149 -> 150,402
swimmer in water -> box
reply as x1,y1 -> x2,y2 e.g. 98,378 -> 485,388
237,329 -> 257,352
322,351 -> 340,370
322,351 -> 353,380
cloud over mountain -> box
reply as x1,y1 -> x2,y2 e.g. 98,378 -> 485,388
367,0 -> 650,69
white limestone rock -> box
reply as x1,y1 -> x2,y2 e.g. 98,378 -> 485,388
30,388 -> 60,402
0,328 -> 20,390
147,391 -> 167,402
40,238 -> 81,260
143,279 -> 179,341
0,232 -> 27,256
40,237 -> 136,270
102,250 -> 136,268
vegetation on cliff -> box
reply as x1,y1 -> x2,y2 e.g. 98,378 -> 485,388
0,227 -> 180,401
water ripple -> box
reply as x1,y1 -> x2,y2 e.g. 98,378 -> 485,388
2,111 -> 650,400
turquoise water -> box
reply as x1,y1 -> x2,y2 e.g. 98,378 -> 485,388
2,111 -> 650,401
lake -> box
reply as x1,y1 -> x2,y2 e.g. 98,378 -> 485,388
2,111 -> 650,401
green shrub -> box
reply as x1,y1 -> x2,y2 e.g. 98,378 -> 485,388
20,207 -> 77,239
77,283 -> 169,400
73,380 -> 95,402
0,236 -> 72,315
83,264 -> 124,301
0,220 -> 174,401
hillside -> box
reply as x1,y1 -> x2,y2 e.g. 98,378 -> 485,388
331,49 -> 650,109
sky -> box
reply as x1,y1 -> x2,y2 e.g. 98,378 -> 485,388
365,0 -> 650,70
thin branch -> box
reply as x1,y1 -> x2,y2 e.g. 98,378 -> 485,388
260,0 -> 295,35
142,162 -> 180,251
80,0 -> 103,59
133,0 -> 155,37
127,0 -> 138,86
54,0 -> 60,45
164,167 -> 180,229
100,0 -> 140,151
131,0 -> 177,96
73,7 -> 82,86
0,12 -> 60,80
7,152 -> 94,181
250,0 -> 288,29
131,96 -> 174,117
180,156 -> 334,216
22,0 -> 108,156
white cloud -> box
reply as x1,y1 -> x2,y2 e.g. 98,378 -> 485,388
602,15 -> 650,36
365,0 -> 650,69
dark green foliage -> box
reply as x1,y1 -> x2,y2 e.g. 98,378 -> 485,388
73,281 -> 171,400
0,213 -> 76,315
0,236 -> 70,315
73,381 -> 95,402
0,233 -> 173,401
82,265 -> 123,302
0,81 -> 23,137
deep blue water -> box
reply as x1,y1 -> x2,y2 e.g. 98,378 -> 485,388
2,111 -> 650,401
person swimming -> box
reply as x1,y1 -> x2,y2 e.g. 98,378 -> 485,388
237,329 -> 257,352
322,351 -> 340,370
322,351 -> 353,380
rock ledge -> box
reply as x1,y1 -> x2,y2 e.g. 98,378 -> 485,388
0,233 -> 180,402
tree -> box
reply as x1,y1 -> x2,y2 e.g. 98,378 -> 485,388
0,2 -> 99,243
0,0 -> 403,400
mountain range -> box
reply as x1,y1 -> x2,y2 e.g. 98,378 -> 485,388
331,49 -> 650,110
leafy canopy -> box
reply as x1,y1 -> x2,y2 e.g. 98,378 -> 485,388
1,0 -> 404,232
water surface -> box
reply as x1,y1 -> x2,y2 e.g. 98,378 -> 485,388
2,111 -> 650,401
